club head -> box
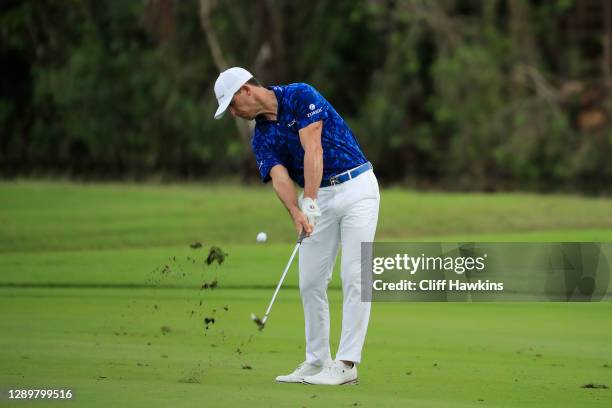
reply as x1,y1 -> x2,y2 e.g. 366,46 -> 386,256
250,313 -> 265,331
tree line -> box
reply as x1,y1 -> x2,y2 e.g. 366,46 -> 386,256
1,0 -> 611,193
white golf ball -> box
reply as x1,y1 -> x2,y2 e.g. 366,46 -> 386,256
256,232 -> 267,243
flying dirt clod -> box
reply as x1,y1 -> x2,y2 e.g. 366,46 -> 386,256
206,246 -> 228,265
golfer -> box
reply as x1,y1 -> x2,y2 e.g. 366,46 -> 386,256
213,67 -> 380,385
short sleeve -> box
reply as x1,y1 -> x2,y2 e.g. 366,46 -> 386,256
252,133 -> 282,183
291,84 -> 329,130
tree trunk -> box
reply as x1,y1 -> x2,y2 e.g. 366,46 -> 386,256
603,0 -> 612,86
199,0 -> 254,182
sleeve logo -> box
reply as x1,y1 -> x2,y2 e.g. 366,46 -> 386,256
306,106 -> 323,118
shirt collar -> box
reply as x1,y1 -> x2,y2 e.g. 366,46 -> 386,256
255,85 -> 284,124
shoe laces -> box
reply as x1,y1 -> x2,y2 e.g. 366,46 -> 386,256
293,362 -> 308,373
323,360 -> 346,374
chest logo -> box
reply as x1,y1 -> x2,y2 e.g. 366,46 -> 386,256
287,120 -> 297,127
309,104 -> 315,110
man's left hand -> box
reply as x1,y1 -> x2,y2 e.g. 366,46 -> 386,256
300,197 -> 322,229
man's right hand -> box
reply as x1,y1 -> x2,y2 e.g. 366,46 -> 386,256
290,207 -> 313,236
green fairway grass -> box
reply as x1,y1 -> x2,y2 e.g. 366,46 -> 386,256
1,182 -> 611,407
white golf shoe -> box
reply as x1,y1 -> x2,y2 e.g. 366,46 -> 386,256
302,360 -> 358,385
275,361 -> 323,383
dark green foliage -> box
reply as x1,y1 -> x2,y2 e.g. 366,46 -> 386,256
1,0 -> 611,192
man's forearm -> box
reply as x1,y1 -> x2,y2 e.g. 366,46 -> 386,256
271,168 -> 300,218
303,146 -> 323,199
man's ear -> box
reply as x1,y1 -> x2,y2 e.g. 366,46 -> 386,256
243,85 -> 252,95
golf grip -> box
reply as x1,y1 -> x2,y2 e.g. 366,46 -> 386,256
262,232 -> 305,324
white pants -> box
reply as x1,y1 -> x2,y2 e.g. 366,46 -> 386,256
298,169 -> 380,365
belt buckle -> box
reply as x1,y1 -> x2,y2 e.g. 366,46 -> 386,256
329,176 -> 339,186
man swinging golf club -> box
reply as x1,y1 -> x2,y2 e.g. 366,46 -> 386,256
213,67 -> 380,385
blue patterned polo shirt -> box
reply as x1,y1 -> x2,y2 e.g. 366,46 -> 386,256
251,83 -> 367,187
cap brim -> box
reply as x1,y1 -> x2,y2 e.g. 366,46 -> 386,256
214,96 -> 232,120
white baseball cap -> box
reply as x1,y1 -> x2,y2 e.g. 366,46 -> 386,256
213,67 -> 253,119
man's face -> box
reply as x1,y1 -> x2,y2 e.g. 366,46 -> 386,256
228,86 -> 257,120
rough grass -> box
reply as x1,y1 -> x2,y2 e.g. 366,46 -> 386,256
2,181 -> 612,252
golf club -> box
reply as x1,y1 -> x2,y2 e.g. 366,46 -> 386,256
251,230 -> 307,331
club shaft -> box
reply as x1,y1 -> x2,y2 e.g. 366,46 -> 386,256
262,241 -> 301,324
